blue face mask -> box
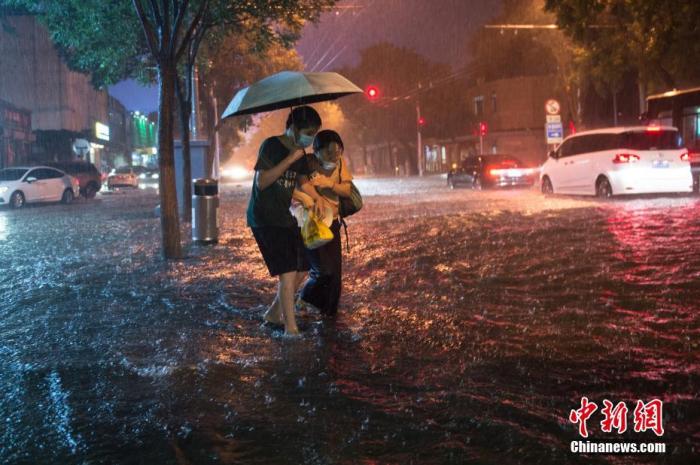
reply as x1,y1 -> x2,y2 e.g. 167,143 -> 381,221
296,132 -> 314,148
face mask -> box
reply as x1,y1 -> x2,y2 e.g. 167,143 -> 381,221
296,132 -> 314,148
315,152 -> 337,170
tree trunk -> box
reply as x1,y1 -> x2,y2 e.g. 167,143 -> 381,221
176,72 -> 193,224
158,61 -> 183,259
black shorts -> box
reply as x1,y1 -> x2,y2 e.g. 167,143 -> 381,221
251,226 -> 310,277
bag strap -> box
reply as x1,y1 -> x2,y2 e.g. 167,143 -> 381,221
340,217 -> 350,253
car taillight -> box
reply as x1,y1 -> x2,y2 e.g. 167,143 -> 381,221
613,153 -> 640,164
680,152 -> 690,162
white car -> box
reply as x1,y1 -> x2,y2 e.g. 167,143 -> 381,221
107,166 -> 139,189
540,126 -> 693,197
0,166 -> 80,209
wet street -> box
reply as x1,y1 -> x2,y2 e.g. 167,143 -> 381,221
1,176 -> 699,464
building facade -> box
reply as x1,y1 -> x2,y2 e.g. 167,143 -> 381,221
0,99 -> 32,169
0,15 -> 112,167
423,75 -> 571,173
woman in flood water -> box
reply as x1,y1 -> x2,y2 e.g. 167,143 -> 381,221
296,130 -> 354,316
247,106 -> 330,335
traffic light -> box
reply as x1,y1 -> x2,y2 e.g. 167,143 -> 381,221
365,85 -> 379,101
479,121 -> 488,137
418,116 -> 425,126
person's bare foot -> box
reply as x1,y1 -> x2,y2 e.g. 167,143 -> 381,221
284,324 -> 300,336
283,312 -> 300,336
263,302 -> 284,325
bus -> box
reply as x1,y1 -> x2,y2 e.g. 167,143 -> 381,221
646,87 -> 700,191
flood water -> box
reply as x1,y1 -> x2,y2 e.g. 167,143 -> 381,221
1,177 -> 698,464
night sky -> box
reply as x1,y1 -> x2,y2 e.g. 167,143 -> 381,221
109,0 -> 502,112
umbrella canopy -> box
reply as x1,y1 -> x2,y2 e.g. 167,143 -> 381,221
221,71 -> 363,119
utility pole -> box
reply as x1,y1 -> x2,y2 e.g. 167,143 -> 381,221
416,100 -> 423,176
210,84 -> 221,179
191,66 -> 201,139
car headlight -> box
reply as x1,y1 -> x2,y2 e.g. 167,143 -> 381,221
0,186 -> 8,194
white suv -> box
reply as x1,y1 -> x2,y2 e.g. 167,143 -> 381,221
540,126 -> 693,197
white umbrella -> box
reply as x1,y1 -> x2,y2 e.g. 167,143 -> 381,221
221,71 -> 363,119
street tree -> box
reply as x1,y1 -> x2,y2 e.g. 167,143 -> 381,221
199,33 -> 303,165
174,1 -> 335,224
545,0 -> 700,98
2,0 -> 335,259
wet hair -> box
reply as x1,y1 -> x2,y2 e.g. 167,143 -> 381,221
313,129 -> 344,153
285,106 -> 322,130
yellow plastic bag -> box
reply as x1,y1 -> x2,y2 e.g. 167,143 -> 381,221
301,212 -> 334,249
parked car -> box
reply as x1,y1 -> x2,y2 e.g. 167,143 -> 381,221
135,166 -> 159,184
107,166 -> 139,189
540,126 -> 693,197
447,154 -> 538,189
46,161 -> 102,198
0,166 -> 80,209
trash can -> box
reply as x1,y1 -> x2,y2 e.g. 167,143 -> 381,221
192,178 -> 219,244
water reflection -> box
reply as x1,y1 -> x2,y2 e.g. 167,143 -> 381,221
0,187 -> 698,464
0,213 -> 8,241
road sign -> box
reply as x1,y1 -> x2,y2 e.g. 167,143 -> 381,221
546,122 -> 564,144
546,114 -> 561,123
545,99 -> 561,115
72,138 -> 90,158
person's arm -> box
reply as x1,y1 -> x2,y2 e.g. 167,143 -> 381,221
312,175 -> 352,198
292,188 -> 315,209
256,147 -> 306,191
298,175 -> 331,217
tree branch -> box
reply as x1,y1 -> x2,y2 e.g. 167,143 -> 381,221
175,0 -> 209,61
161,0 -> 171,49
133,0 -> 159,56
147,0 -> 163,29
171,0 -> 191,55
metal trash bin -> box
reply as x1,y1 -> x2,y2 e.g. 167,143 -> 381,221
192,178 -> 219,244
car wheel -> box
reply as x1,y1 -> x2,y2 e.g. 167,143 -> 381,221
472,176 -> 482,191
541,176 -> 553,195
83,183 -> 98,199
9,191 -> 25,209
61,189 -> 74,204
596,176 -> 613,198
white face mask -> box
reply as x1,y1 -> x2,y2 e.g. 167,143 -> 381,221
315,152 -> 337,170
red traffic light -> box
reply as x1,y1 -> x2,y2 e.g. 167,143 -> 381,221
366,85 -> 379,100
479,121 -> 488,137
418,116 -> 425,126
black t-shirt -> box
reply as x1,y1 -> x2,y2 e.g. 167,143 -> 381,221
247,137 -> 311,228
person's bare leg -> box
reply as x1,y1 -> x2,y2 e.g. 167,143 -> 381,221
279,271 -> 300,335
295,272 -> 307,289
263,287 -> 283,325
